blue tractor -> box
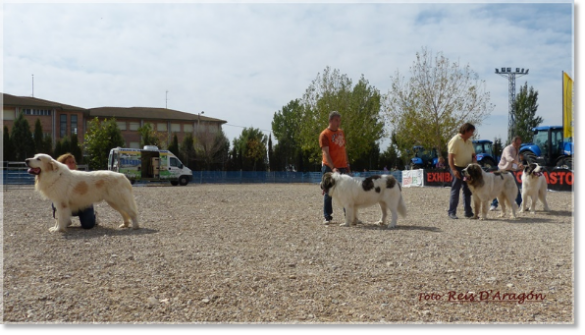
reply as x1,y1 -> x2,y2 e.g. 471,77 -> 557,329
473,140 -> 499,168
519,126 -> 573,170
410,145 -> 438,170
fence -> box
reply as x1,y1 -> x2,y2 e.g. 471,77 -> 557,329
1,167 -> 403,187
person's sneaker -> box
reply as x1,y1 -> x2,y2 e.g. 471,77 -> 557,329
448,213 -> 458,219
323,218 -> 332,225
464,213 -> 475,219
489,205 -> 497,211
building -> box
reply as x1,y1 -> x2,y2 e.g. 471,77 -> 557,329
2,93 -> 227,149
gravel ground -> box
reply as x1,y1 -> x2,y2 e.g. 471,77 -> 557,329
2,183 -> 574,323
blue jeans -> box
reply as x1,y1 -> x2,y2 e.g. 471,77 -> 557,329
448,166 -> 473,217
52,204 -> 96,229
491,187 -> 522,208
322,165 -> 349,220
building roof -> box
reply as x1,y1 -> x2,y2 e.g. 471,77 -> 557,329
2,93 -> 87,111
89,107 -> 227,124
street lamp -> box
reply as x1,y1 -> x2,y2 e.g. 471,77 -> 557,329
197,111 -> 205,134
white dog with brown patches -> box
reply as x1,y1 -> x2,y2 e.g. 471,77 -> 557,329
26,153 -> 139,232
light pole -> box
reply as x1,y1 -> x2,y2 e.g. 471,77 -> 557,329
495,67 -> 529,142
197,111 -> 205,134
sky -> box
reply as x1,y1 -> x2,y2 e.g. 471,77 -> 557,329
1,0 -> 574,151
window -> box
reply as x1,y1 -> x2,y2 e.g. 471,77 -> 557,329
183,124 -> 193,133
170,156 -> 180,167
60,114 -> 67,138
71,115 -> 78,135
129,122 -> 140,131
117,121 -> 127,131
171,123 -> 181,132
157,123 -> 167,132
22,108 -> 51,116
3,110 -> 15,120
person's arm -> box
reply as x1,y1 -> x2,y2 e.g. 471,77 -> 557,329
322,146 -> 338,173
448,153 -> 461,179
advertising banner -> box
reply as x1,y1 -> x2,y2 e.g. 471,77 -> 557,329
402,169 -> 424,187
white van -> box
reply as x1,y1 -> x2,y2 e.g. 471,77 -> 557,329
108,146 -> 193,186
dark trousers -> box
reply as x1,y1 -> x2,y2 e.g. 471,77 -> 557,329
448,166 -> 473,217
322,165 -> 349,220
52,203 -> 96,229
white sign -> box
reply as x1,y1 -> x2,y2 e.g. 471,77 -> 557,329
402,169 -> 424,187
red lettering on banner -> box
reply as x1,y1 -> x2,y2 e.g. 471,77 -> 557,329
513,171 -> 522,183
566,172 -> 573,185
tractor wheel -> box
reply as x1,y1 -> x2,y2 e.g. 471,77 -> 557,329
521,151 -> 537,165
556,157 -> 573,170
479,158 -> 496,169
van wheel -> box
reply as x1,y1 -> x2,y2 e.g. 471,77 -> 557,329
179,176 -> 189,186
170,181 -> 179,186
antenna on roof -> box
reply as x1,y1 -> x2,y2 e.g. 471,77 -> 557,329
166,90 -> 168,109
32,74 -> 34,97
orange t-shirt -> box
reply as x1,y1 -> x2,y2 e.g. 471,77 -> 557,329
319,128 -> 348,168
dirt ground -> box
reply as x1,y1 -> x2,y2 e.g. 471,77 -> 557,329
1,183 -> 574,323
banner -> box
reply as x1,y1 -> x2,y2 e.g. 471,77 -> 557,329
402,169 -> 424,187
424,169 -> 453,187
563,72 -> 573,139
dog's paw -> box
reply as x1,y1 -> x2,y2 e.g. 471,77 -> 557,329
387,223 -> 397,229
375,220 -> 385,226
119,223 -> 129,229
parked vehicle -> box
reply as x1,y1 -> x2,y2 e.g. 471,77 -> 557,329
472,140 -> 499,168
410,146 -> 438,170
519,126 -> 573,170
108,146 -> 193,186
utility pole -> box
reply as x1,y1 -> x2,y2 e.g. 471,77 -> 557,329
32,74 -> 34,97
495,67 -> 529,142
166,90 -> 168,108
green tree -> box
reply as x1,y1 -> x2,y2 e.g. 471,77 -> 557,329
298,66 -> 384,165
54,135 -> 71,159
510,82 -> 543,145
230,127 -> 267,171
168,133 -> 179,157
272,99 -> 305,171
3,126 -> 15,161
41,134 -> 53,157
180,133 -> 197,170
195,128 -> 229,170
379,144 -> 405,170
10,113 -> 35,161
84,118 -> 125,170
33,119 -> 44,154
69,134 -> 83,164
493,137 -> 504,160
138,123 -> 160,148
384,47 -> 494,157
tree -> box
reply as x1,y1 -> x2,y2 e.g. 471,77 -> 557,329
298,66 -> 385,165
379,144 -> 405,170
384,47 -> 494,157
10,113 -> 35,161
510,82 -> 543,144
493,137 -> 504,160
195,127 -> 229,170
168,133 -> 179,157
69,134 -> 83,164
230,127 -> 267,171
272,99 -> 305,171
180,133 -> 197,170
33,119 -> 44,154
3,126 -> 15,161
138,123 -> 161,148
268,133 -> 274,171
84,118 -> 125,170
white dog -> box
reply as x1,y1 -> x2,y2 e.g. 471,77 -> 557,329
26,153 -> 139,232
461,163 -> 518,220
320,172 -> 407,228
520,163 -> 550,214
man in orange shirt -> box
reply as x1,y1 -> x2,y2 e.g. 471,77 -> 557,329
319,111 -> 350,224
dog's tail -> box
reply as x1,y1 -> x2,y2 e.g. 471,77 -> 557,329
397,190 -> 407,217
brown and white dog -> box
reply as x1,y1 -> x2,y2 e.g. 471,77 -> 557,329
320,172 -> 406,228
26,153 -> 139,232
461,163 -> 518,220
520,163 -> 550,214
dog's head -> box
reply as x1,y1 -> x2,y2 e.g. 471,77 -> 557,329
320,172 -> 337,195
461,163 -> 484,187
523,163 -> 543,178
25,153 -> 60,176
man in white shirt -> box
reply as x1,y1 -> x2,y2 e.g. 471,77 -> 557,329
490,136 -> 524,211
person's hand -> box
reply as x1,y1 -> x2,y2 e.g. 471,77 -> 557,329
332,168 -> 339,173
453,169 -> 461,179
